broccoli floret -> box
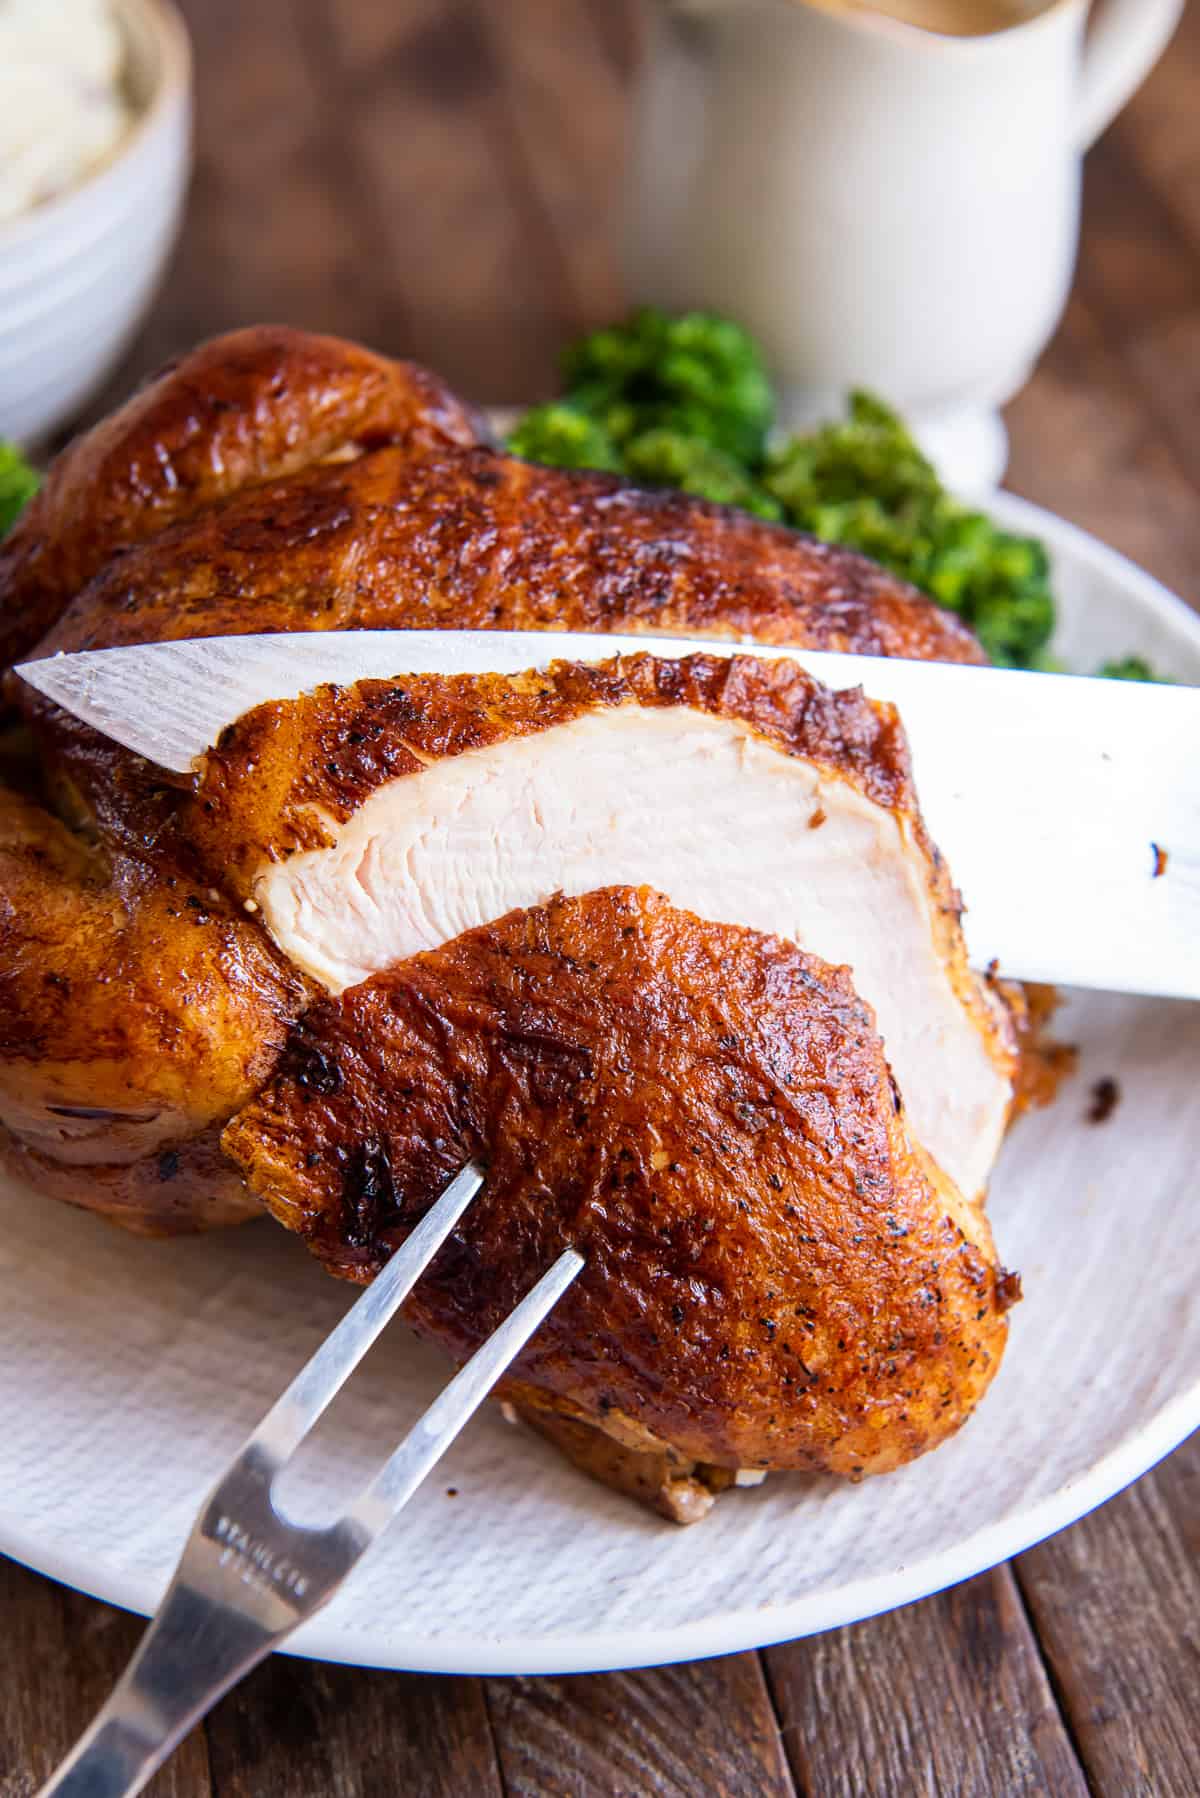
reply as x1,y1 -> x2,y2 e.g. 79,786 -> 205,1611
1096,655 -> 1167,683
561,307 -> 773,465
512,320 -> 1064,670
506,402 -> 623,473
765,390 -> 942,518
0,441 -> 39,538
765,393 -> 1056,669
623,428 -> 782,521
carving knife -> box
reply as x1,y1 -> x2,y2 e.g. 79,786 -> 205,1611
17,630 -> 1200,1000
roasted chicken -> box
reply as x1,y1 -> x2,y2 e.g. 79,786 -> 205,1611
226,886 -> 1017,1521
0,327 -> 1029,1516
0,780 -> 304,1231
187,654 -> 1015,1204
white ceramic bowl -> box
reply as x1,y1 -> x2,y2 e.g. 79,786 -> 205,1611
0,0 -> 192,447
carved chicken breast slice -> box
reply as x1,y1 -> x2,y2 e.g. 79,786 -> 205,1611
190,653 -> 1017,1200
224,886 -> 1020,1486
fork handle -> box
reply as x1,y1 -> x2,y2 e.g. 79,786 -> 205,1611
40,1576 -> 281,1798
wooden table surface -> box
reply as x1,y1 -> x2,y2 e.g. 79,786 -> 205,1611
4,3 -> 1199,1793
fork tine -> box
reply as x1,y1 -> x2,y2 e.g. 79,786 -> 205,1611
347,1246 -> 585,1536
251,1161 -> 484,1462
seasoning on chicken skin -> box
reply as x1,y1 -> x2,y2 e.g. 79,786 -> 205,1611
187,654 -> 1016,1203
225,887 -> 1016,1498
0,327 -> 1037,1517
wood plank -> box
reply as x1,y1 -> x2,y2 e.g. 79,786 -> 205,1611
471,0 -> 629,331
585,0 -> 641,82
1114,306 -> 1200,508
68,0 -> 406,435
765,1567 -> 1087,1798
485,1652 -> 797,1798
203,1655 -> 503,1798
1152,1422 -> 1200,1562
1077,133 -> 1198,341
1068,130 -> 1200,501
1099,0 -> 1200,259
165,0 -> 408,347
0,1557 -> 212,1798
1015,1432 -> 1200,1798
315,0 -> 579,401
1004,292 -> 1200,610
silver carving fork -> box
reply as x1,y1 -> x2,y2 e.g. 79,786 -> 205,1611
39,1164 -> 583,1798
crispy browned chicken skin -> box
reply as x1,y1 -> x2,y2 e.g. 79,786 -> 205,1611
225,887 -> 1014,1486
183,653 -> 1016,1205
0,327 -> 486,672
0,327 -> 1025,1515
2,328 -> 989,1227
0,782 -> 307,1231
33,444 -> 987,663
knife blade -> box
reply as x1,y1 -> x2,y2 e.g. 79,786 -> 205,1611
17,630 -> 1200,1000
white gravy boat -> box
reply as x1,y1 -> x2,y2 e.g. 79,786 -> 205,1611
622,0 -> 1183,487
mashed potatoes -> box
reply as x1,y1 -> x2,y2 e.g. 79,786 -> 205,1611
0,0 -> 133,224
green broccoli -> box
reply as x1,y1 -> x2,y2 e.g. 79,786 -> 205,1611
623,428 -> 782,521
561,307 -> 773,465
506,402 -> 623,473
764,393 -> 1056,668
0,441 -> 39,538
507,315 -> 1179,680
1095,655 -> 1167,683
